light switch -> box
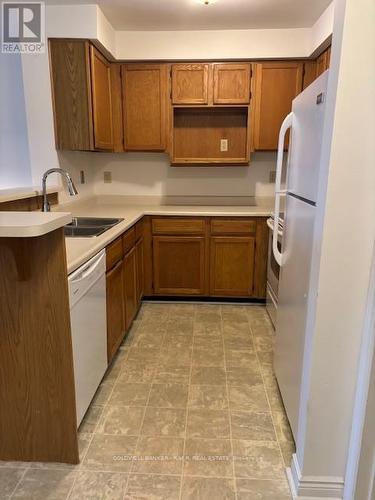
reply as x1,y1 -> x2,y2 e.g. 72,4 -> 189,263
220,139 -> 228,152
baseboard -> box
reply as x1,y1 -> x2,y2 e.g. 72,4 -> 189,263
287,453 -> 345,500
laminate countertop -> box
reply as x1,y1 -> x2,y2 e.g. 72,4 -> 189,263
0,211 -> 71,237
59,200 -> 273,274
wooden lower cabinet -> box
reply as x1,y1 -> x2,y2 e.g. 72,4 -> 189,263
210,236 -> 256,297
135,237 -> 144,307
106,259 -> 124,364
152,236 -> 206,295
123,246 -> 137,330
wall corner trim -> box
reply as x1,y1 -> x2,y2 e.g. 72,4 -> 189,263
287,454 -> 345,500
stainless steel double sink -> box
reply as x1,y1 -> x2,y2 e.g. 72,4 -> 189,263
64,217 -> 124,237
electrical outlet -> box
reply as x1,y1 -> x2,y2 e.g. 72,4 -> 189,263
220,139 -> 228,152
103,171 -> 112,183
80,170 -> 85,184
269,170 -> 276,183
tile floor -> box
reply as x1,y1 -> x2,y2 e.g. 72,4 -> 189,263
1,303 -> 295,500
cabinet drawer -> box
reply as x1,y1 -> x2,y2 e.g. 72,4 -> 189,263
106,236 -> 123,270
152,218 -> 205,235
123,226 -> 136,254
210,219 -> 256,235
135,218 -> 144,240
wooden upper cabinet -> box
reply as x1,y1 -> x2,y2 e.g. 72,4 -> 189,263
49,40 -> 116,151
316,46 -> 331,77
303,46 -> 331,90
213,64 -> 251,104
122,64 -> 167,151
110,64 -> 124,152
252,61 -> 303,150
90,46 -> 113,150
172,64 -> 209,105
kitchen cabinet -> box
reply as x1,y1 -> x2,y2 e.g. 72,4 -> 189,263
110,63 -> 125,152
122,63 -> 168,151
123,246 -> 137,330
252,61 -> 303,150
146,216 -> 268,298
153,236 -> 206,295
210,236 -> 255,296
172,64 -> 209,104
135,235 -> 144,308
106,254 -> 125,364
302,46 -> 331,90
49,39 -> 116,151
213,63 -> 251,104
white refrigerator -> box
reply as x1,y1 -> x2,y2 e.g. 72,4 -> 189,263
273,71 -> 329,440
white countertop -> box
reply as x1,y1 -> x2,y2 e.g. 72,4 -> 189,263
0,212 -> 72,238
61,200 -> 273,274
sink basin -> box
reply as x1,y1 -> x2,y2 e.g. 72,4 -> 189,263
66,217 -> 124,228
64,217 -> 124,238
64,226 -> 108,237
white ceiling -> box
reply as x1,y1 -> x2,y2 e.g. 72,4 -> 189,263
47,0 -> 333,31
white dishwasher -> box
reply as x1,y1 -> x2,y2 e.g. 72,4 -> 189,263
68,249 -> 107,426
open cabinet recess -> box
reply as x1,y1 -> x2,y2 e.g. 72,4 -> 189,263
171,107 -> 250,165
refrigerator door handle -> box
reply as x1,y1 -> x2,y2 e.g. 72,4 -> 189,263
273,112 -> 293,266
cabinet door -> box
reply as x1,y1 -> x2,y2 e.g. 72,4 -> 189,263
302,60 -> 318,90
110,63 -> 124,152
123,246 -> 137,330
210,236 -> 255,297
90,45 -> 113,150
106,260 -> 124,363
122,64 -> 167,151
172,64 -> 209,104
213,64 -> 251,104
316,47 -> 331,77
135,237 -> 144,309
153,236 -> 206,295
253,62 -> 303,150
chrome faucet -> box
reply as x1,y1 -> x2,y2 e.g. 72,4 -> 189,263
41,168 -> 78,212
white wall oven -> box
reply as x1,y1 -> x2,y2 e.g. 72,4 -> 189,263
266,214 -> 283,327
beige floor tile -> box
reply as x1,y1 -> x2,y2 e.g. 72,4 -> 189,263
163,334 -> 193,349
160,346 -> 192,367
230,411 -> 276,441
109,382 -> 151,407
92,380 -> 115,406
184,438 -> 233,477
256,351 -> 273,366
188,385 -> 228,409
127,347 -> 161,363
236,478 -> 291,500
264,381 -> 285,413
82,434 -> 137,472
233,440 -> 285,479
181,476 -> 235,500
118,362 -> 157,384
125,474 -> 181,499
134,322 -> 168,336
222,321 -> 251,336
191,366 -> 226,385
96,406 -> 145,436
0,467 -> 25,499
105,358 -> 123,382
272,411 -> 294,443
132,333 -> 164,349
12,469 -> 76,499
194,322 -> 222,337
141,408 -> 187,437
195,311 -> 222,323
69,471 -> 128,500
253,335 -> 274,353
193,335 -> 223,350
228,385 -> 269,412
280,440 -> 296,467
79,405 -> 103,434
167,318 -> 194,335
154,365 -> 191,385
226,367 -> 262,386
221,310 -> 249,323
225,349 -> 257,367
187,409 -> 230,438
192,347 -> 225,367
148,383 -> 189,408
132,437 -> 184,474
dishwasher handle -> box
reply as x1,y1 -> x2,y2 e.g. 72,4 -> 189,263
70,251 -> 105,284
